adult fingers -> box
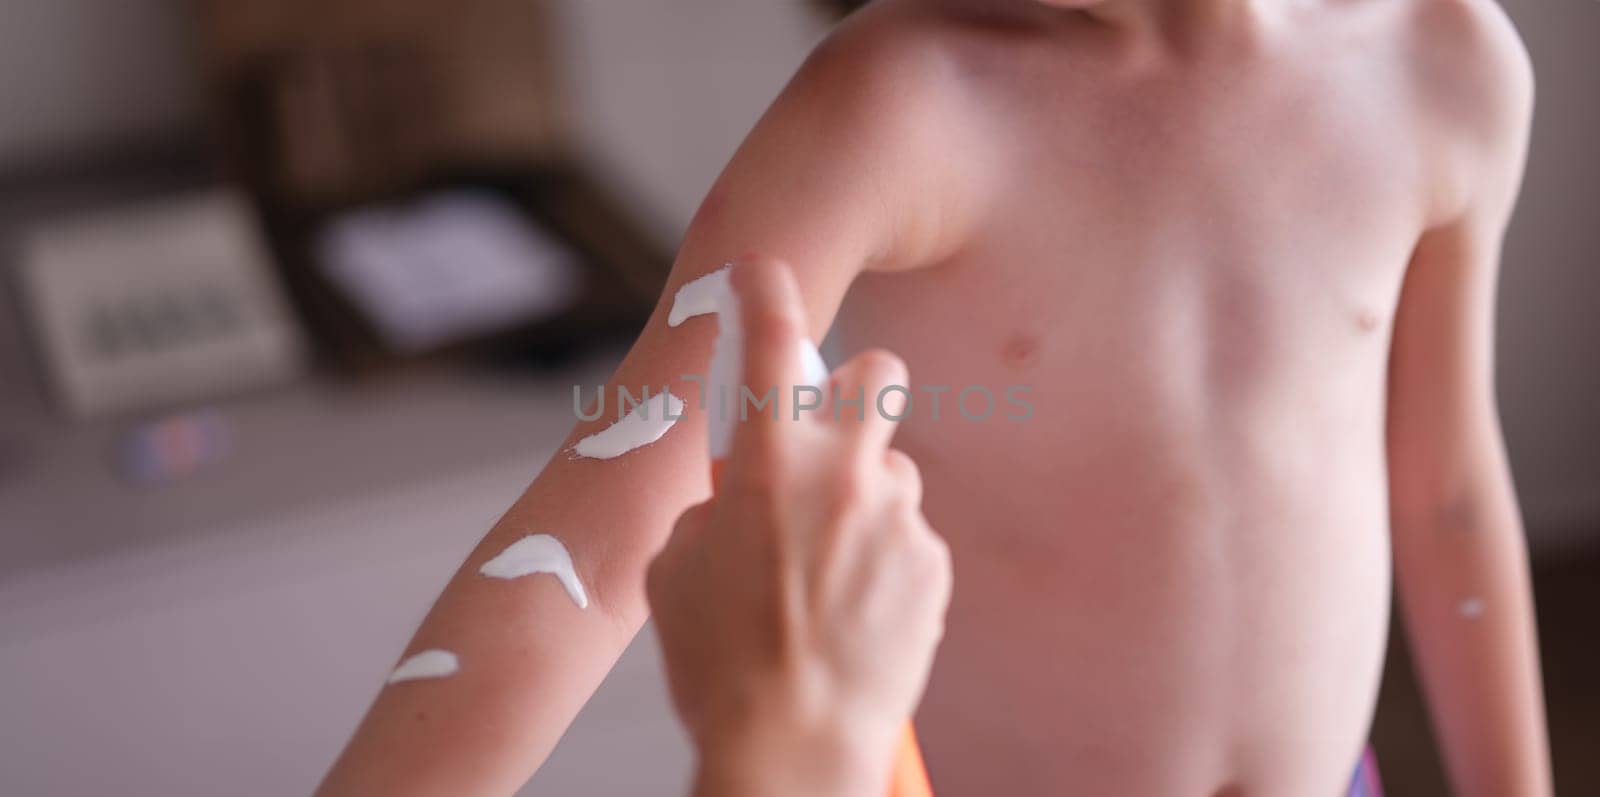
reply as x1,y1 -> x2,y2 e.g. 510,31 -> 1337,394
882,448 -> 924,510
726,258 -> 811,461
647,502 -> 713,604
826,348 -> 910,455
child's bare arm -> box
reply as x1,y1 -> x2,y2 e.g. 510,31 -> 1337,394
317,26 -> 965,797
1388,16 -> 1551,796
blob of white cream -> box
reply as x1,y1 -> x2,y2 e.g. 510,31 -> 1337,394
479,533 -> 589,609
573,391 -> 685,459
387,649 -> 459,684
1458,597 -> 1486,619
668,266 -> 731,327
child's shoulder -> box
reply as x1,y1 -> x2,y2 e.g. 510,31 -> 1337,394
705,2 -> 1003,274
788,0 -> 979,111
1403,0 -> 1528,54
1399,0 -> 1533,130
764,1 -> 1002,246
779,0 -> 1039,164
1390,0 -> 1533,219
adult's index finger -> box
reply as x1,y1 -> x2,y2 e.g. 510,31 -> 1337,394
725,258 -> 811,456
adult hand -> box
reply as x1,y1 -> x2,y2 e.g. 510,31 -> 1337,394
647,259 -> 952,797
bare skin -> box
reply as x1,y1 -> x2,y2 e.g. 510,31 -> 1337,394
320,1 -> 1550,795
832,1 -> 1548,793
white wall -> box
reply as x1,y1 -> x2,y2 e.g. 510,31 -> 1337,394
1491,0 -> 1600,547
550,0 -> 829,243
0,0 -> 200,170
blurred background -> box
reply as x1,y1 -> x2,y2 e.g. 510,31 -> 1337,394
0,1 -> 1592,795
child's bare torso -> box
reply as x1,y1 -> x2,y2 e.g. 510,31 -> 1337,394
829,1 -> 1457,793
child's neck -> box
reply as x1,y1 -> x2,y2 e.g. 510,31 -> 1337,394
1075,0 -> 1289,55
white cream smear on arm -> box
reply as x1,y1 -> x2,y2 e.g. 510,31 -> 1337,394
388,649 -> 459,683
479,533 -> 589,609
668,266 -> 731,327
573,390 -> 685,459
1458,597 -> 1486,619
